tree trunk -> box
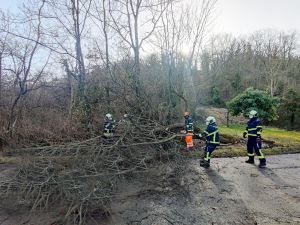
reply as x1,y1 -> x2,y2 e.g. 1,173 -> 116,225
73,0 -> 91,124
226,109 -> 229,127
103,0 -> 111,112
133,12 -> 140,98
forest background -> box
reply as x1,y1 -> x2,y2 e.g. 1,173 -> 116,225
1,0 -> 300,147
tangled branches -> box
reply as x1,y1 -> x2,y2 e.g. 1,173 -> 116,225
0,118 -> 185,224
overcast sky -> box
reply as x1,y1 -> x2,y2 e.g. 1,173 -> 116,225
214,0 -> 300,35
1,0 -> 300,36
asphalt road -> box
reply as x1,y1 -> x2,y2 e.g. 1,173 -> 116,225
108,154 -> 300,225
1,154 -> 300,225
213,154 -> 300,225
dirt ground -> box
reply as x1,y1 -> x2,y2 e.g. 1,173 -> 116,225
1,154 -> 300,225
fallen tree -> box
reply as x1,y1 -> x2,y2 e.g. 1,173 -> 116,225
0,118 -> 186,225
0,118 -> 279,224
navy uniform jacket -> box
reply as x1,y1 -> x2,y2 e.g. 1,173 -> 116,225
104,119 -> 115,133
185,116 -> 194,133
203,123 -> 220,145
245,118 -> 262,137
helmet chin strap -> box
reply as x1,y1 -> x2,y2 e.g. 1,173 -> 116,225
206,121 -> 209,125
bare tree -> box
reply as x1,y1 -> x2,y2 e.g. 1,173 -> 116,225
0,32 -> 8,107
152,1 -> 188,120
0,1 -> 52,132
89,0 -> 113,112
251,31 -> 297,96
109,0 -> 171,98
43,0 -> 93,123
0,11 -> 10,108
185,0 -> 217,108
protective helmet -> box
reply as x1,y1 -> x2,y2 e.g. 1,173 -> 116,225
105,113 -> 112,120
206,116 -> 216,125
184,112 -> 190,117
249,110 -> 258,119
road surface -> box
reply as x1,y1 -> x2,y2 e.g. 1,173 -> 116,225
109,154 -> 300,225
1,154 -> 300,225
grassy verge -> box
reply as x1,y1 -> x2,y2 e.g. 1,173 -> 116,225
219,124 -> 300,146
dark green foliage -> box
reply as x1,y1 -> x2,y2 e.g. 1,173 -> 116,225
281,89 -> 300,129
231,73 -> 243,94
211,86 -> 223,106
227,88 -> 280,122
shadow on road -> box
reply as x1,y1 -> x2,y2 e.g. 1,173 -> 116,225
257,167 -> 290,187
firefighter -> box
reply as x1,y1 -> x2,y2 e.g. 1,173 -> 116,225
103,113 -> 115,137
183,111 -> 194,151
243,110 -> 266,168
199,116 -> 220,168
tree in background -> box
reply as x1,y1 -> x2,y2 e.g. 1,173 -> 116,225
44,0 -> 93,124
281,89 -> 300,129
210,86 -> 223,106
0,1 -> 52,133
227,88 -> 280,122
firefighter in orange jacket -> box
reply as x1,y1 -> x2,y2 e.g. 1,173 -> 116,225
183,111 -> 194,151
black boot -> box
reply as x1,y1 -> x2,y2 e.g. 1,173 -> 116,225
200,160 -> 210,168
259,158 -> 266,168
245,156 -> 254,164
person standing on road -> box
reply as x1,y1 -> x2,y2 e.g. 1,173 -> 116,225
199,116 -> 220,168
243,110 -> 266,168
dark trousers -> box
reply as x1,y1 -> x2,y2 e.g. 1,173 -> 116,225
247,136 -> 266,162
203,143 -> 217,163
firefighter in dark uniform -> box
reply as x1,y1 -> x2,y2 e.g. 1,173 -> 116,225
103,113 -> 115,137
199,116 -> 220,168
243,110 -> 266,168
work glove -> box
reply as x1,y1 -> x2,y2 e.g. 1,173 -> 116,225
243,132 -> 247,138
193,133 -> 202,139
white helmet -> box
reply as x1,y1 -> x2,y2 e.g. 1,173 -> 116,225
249,110 -> 258,119
206,116 -> 216,125
105,113 -> 112,120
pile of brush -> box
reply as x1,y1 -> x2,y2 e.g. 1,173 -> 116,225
0,117 -> 185,224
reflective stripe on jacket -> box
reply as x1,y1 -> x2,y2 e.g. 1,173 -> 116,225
203,123 -> 220,145
104,120 -> 115,133
245,118 -> 262,137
